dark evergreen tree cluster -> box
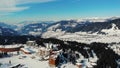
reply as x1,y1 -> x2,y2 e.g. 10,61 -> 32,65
0,35 -> 39,45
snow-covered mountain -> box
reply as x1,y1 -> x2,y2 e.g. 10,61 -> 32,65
43,18 -> 120,34
19,22 -> 51,36
42,18 -> 120,43
1,18 -> 120,37
0,22 -> 17,29
42,18 -> 120,36
0,22 -> 18,36
0,26 -> 18,36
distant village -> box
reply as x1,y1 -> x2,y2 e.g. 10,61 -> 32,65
0,36 -> 120,68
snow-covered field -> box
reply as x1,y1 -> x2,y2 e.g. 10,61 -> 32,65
0,55 -> 79,68
42,31 -> 120,44
0,55 -> 49,68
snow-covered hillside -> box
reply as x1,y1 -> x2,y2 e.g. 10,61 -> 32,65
101,23 -> 120,35
42,23 -> 120,43
0,27 -> 18,36
42,18 -> 120,43
19,22 -> 50,36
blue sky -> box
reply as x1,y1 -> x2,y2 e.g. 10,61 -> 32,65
0,0 -> 120,24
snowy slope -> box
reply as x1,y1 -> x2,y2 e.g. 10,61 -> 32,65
42,18 -> 120,43
101,23 -> 120,35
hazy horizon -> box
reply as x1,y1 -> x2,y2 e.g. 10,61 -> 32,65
0,0 -> 120,24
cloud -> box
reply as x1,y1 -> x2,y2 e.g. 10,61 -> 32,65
0,0 -> 28,12
0,0 -> 55,15
17,0 -> 56,5
0,7 -> 29,12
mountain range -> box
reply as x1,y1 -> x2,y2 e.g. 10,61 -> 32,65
0,18 -> 120,36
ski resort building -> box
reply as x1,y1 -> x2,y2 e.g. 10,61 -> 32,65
0,46 -> 24,53
49,55 -> 57,67
20,48 -> 34,54
49,50 -> 58,67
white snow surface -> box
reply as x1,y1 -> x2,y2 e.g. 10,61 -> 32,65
42,31 -> 120,44
0,55 -> 49,68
